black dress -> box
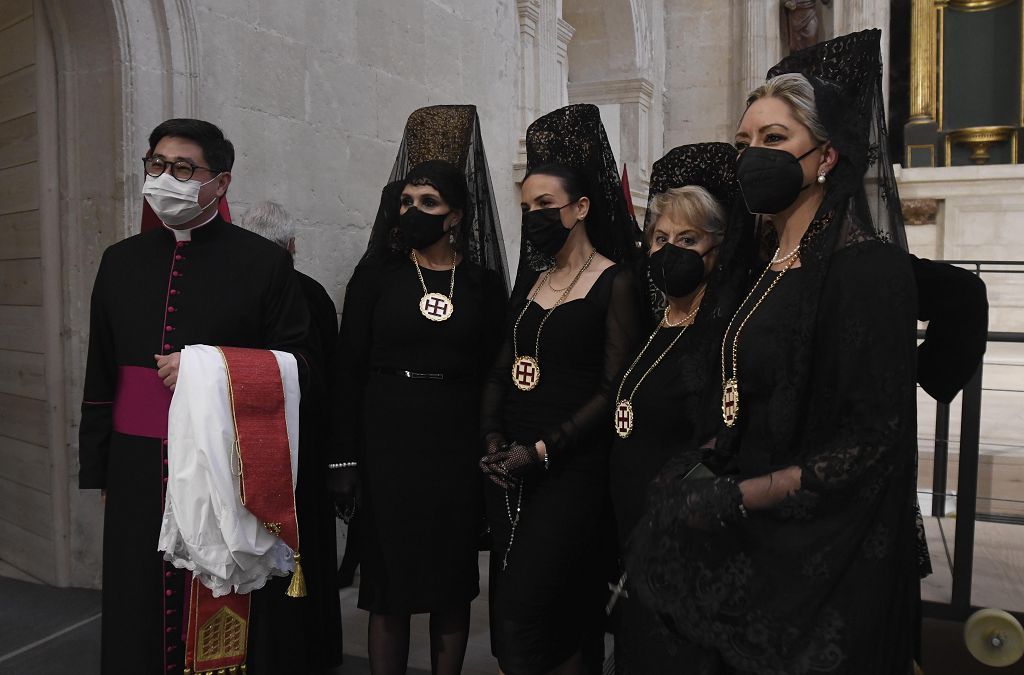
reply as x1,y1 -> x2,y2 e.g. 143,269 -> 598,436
481,264 -> 640,675
335,257 -> 505,614
284,271 -> 344,670
609,323 -> 723,675
632,241 -> 921,675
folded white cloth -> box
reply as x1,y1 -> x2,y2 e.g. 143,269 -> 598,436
157,344 -> 300,596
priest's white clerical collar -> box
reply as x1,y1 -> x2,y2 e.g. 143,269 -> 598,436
163,210 -> 219,242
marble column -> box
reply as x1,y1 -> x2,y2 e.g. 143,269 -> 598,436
739,1 -> 782,105
835,0 -> 892,108
515,0 -> 574,174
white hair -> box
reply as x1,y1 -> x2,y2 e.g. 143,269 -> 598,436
240,200 -> 295,249
646,185 -> 726,243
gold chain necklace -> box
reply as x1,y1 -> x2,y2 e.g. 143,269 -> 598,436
511,249 -> 597,391
411,248 -> 457,322
613,302 -> 700,439
720,249 -> 798,427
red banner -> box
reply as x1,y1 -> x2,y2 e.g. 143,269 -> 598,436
184,347 -> 300,674
184,579 -> 250,674
219,346 -> 299,553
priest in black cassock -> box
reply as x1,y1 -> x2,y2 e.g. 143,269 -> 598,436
239,200 -> 345,670
79,119 -> 314,674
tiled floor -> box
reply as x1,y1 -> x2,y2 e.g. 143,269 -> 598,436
6,523 -> 1024,674
0,557 -> 500,675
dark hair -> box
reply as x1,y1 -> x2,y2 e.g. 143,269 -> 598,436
148,118 -> 235,172
403,160 -> 468,212
524,163 -> 589,202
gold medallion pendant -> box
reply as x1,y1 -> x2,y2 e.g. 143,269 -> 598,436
419,292 -> 454,322
722,377 -> 739,427
614,399 -> 634,439
512,355 -> 540,391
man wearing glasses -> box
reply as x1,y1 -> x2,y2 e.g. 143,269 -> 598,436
79,119 -> 314,674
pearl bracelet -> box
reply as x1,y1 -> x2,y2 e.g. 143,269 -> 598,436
327,462 -> 357,470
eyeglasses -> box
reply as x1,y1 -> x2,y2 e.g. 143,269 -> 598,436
142,156 -> 217,182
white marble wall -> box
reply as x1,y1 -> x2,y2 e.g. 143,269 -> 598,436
897,164 -> 1024,332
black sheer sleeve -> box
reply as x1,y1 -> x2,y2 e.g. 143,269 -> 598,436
788,242 -> 918,511
328,263 -> 380,464
480,271 -> 537,442
540,266 -> 642,458
79,251 -> 116,489
479,268 -> 510,385
913,255 -> 988,404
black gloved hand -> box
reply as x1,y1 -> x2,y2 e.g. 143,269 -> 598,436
484,433 -> 506,456
480,435 -> 511,488
480,441 -> 541,490
327,466 -> 360,520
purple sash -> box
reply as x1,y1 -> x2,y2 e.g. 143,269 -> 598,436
112,366 -> 173,438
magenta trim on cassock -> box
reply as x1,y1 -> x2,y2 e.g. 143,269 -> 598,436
112,366 -> 173,438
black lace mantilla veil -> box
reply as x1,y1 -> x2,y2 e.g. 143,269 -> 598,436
359,105 -> 510,294
629,30 -> 924,674
519,104 -> 642,283
643,142 -> 751,326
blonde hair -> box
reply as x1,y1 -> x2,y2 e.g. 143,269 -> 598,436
645,185 -> 725,244
745,73 -> 829,146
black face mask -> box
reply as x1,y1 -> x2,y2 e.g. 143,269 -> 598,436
398,207 -> 449,250
649,243 -> 711,298
736,146 -> 821,215
522,201 -> 578,257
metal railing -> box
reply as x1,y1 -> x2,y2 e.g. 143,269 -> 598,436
919,260 -> 1024,622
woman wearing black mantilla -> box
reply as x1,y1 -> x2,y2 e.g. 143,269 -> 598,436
630,30 -> 923,674
479,104 -> 642,675
609,142 -> 750,675
331,106 -> 509,675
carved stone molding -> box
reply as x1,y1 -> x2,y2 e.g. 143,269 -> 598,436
902,198 -> 940,225
567,77 -> 654,107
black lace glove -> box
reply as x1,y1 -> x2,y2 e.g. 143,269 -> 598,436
651,476 -> 745,532
484,433 -> 506,456
479,441 -> 541,489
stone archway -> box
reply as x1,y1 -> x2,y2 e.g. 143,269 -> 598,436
563,0 -> 657,203
28,0 -> 200,588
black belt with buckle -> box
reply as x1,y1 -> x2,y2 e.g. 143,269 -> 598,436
372,367 -> 472,382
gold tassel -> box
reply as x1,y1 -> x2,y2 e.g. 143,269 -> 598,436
286,553 -> 307,598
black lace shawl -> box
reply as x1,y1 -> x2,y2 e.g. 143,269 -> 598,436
629,30 -> 924,674
359,105 -> 510,295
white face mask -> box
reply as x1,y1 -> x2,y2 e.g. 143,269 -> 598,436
143,172 -> 221,227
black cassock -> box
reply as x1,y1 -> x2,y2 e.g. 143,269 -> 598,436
287,270 -> 344,670
79,215 -> 321,674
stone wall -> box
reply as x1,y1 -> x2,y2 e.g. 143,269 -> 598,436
662,1 -> 737,147
5,0 -> 1020,590
191,0 -> 522,305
